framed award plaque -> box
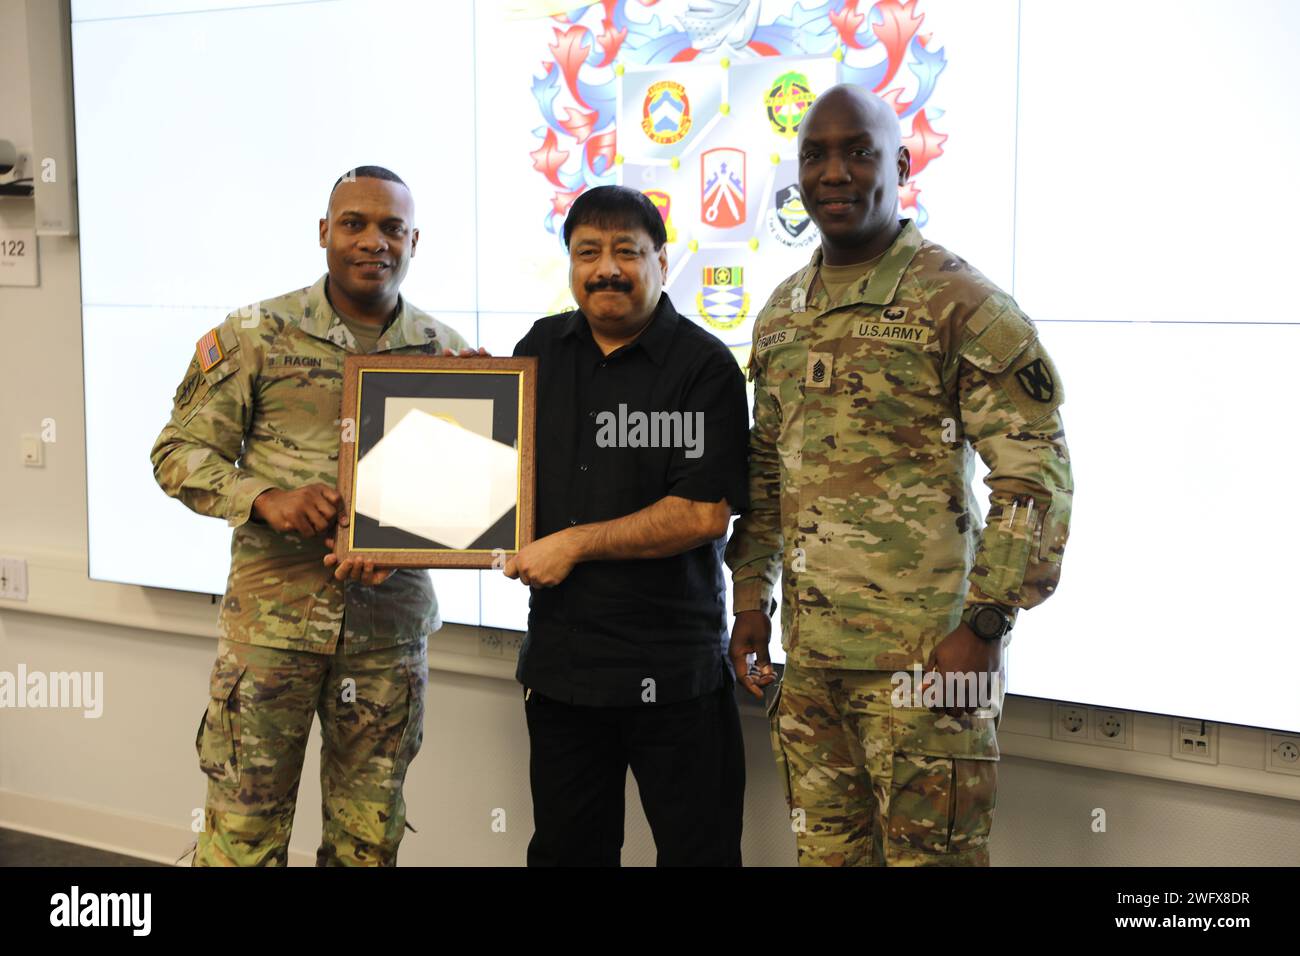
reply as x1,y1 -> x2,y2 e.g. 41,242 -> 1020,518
334,355 -> 537,568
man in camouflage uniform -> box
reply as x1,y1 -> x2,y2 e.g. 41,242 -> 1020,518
725,86 -> 1072,866
151,166 -> 471,866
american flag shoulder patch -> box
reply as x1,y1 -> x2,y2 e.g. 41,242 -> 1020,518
196,328 -> 224,372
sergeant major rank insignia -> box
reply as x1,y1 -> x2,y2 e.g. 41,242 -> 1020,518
805,350 -> 832,389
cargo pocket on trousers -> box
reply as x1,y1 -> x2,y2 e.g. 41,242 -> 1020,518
196,660 -> 245,785
888,704 -> 999,855
392,651 -> 427,771
886,756 -> 998,855
886,754 -> 953,853
947,758 -> 997,855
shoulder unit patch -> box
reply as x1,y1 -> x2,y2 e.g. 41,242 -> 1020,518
1015,357 -> 1055,403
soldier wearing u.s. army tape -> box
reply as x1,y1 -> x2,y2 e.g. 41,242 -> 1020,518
151,166 -> 476,866
725,86 -> 1073,866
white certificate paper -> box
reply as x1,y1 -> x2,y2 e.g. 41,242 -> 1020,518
354,409 -> 518,549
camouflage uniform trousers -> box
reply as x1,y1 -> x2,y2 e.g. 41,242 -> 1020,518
770,659 -> 1001,866
193,634 -> 427,866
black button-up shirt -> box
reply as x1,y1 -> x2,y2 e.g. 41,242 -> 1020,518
511,293 -> 750,706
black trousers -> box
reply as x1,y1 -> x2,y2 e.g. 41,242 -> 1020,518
524,681 -> 746,866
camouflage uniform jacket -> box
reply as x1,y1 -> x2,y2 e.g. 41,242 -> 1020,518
151,274 -> 470,655
726,220 -> 1072,671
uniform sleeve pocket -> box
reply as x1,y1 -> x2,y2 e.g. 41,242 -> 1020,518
196,660 -> 245,784
179,357 -> 242,427
958,302 -> 1036,375
973,500 -> 1035,603
961,306 -> 1065,427
1037,488 -> 1071,564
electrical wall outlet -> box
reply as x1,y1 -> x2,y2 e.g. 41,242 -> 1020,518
1171,718 -> 1218,764
0,557 -> 29,601
1090,707 -> 1133,749
1265,733 -> 1300,777
21,435 -> 43,467
477,631 -> 503,658
1051,703 -> 1089,742
500,632 -> 523,659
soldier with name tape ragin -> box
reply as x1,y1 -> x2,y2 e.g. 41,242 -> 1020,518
151,166 -> 475,866
725,86 -> 1073,866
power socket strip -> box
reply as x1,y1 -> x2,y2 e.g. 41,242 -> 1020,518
1050,702 -> 1134,750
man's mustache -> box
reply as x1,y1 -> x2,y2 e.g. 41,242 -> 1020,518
586,278 -> 633,293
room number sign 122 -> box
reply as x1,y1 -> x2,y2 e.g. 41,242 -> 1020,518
0,228 -> 39,286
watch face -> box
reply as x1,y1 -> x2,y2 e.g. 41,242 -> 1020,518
974,607 -> 1006,638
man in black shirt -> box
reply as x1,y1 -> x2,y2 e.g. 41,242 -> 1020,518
506,185 -> 750,866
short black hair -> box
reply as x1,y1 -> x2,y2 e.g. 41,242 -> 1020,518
330,165 -> 408,195
562,185 -> 667,251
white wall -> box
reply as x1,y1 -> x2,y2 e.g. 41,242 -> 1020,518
1,0 -> 1298,866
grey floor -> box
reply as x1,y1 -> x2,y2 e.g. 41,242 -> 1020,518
0,828 -> 165,867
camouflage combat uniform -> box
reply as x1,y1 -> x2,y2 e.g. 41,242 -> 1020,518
726,220 -> 1072,866
151,274 -> 469,866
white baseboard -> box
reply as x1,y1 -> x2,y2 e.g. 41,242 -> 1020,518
0,789 -> 316,866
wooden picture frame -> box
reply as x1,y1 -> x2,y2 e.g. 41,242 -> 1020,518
335,355 -> 537,568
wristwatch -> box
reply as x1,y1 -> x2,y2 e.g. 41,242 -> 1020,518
962,604 -> 1014,642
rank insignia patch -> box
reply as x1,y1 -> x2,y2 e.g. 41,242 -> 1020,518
806,350 -> 832,389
